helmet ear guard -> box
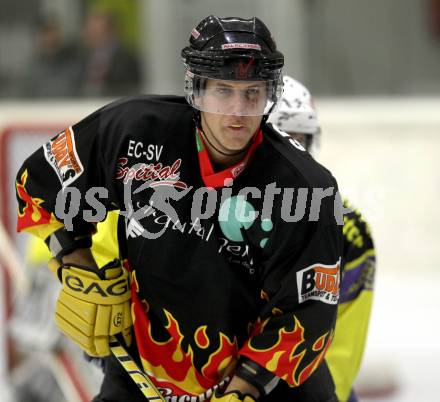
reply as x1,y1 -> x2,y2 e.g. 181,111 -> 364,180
272,75 -> 283,104
184,70 -> 206,98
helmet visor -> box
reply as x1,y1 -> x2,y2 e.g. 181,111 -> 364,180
184,72 -> 282,116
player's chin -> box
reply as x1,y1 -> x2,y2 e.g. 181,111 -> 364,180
224,125 -> 253,139
222,130 -> 248,144
222,139 -> 251,153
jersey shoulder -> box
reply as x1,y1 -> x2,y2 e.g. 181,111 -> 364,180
100,94 -> 191,118
73,95 -> 193,137
342,198 -> 375,287
262,122 -> 336,189
343,198 -> 374,254
341,198 -> 376,301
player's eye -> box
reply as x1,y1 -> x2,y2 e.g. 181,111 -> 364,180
246,88 -> 259,95
244,87 -> 261,101
216,87 -> 232,95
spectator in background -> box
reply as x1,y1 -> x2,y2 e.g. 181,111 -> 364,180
78,8 -> 140,97
20,18 -> 81,98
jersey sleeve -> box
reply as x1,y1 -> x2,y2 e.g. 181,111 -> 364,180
16,105 -> 121,242
24,210 -> 120,267
238,187 -> 344,388
325,199 -> 376,402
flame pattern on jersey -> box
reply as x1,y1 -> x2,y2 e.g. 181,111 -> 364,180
239,315 -> 333,387
16,169 -> 61,234
130,271 -> 237,397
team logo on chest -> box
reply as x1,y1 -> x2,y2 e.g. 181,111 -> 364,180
116,139 -> 188,189
217,195 -> 273,274
116,157 -> 188,189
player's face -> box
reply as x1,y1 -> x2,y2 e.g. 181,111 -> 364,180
200,79 -> 265,153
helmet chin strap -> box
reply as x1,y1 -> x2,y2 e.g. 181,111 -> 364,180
197,112 -> 255,157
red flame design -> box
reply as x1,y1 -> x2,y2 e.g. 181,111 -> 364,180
16,169 -> 53,232
240,316 -> 333,387
236,57 -> 255,79
195,326 -> 209,349
131,280 -> 238,395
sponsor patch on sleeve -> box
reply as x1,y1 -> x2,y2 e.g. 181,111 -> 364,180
296,259 -> 340,305
43,127 -> 84,187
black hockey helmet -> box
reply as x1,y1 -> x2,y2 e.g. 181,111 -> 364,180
182,15 -> 284,116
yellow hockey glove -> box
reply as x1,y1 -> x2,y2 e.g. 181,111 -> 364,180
48,258 -> 132,357
211,390 -> 256,402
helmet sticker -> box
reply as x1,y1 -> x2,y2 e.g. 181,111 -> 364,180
221,43 -> 262,51
191,28 -> 200,39
235,57 -> 255,79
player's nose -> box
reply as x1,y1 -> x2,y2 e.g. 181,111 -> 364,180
227,90 -> 249,116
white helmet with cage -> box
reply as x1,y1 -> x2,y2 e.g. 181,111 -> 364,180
268,75 -> 321,156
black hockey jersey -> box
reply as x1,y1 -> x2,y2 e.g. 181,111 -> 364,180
16,95 -> 343,399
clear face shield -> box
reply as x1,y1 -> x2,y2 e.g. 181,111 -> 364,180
184,72 -> 283,117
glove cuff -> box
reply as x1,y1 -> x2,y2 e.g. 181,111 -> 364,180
235,357 -> 279,397
213,389 -> 256,402
45,226 -> 93,261
49,258 -> 123,282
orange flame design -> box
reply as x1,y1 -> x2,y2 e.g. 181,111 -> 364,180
131,287 -> 237,395
240,316 -> 333,387
16,169 -> 52,231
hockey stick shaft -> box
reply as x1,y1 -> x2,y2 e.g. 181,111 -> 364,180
109,336 -> 166,401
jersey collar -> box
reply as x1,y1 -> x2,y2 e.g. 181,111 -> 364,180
195,127 -> 263,188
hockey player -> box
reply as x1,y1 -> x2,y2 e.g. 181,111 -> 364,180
268,76 -> 376,402
16,16 -> 343,402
